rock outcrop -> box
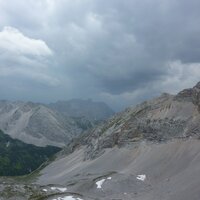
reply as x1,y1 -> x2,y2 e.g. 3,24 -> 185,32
67,82 -> 200,159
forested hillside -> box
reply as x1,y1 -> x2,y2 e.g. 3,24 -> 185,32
0,130 -> 61,176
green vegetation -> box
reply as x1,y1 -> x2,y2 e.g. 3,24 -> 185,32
0,130 -> 61,176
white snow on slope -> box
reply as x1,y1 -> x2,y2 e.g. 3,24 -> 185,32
52,196 -> 83,200
96,176 -> 112,189
96,179 -> 106,189
51,186 -> 67,192
136,174 -> 146,181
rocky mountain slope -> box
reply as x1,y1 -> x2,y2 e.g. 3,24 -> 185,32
35,82 -> 200,200
0,101 -> 82,147
48,99 -> 114,121
2,82 -> 200,200
60,82 -> 200,160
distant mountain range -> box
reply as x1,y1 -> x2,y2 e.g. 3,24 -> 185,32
48,99 -> 114,121
0,99 -> 114,147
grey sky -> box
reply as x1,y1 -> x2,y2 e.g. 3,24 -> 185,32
0,0 -> 200,110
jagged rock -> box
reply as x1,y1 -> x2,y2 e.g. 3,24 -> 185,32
175,81 -> 200,111
68,82 -> 200,159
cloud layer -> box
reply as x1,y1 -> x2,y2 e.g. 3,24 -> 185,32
0,0 -> 200,110
0,26 -> 52,56
0,26 -> 58,90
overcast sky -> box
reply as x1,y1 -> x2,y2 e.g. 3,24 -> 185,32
0,0 -> 200,110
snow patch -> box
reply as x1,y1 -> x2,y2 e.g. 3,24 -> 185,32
51,186 -> 67,192
96,179 -> 106,189
42,189 -> 48,192
96,177 -> 112,189
52,196 -> 83,200
136,174 -> 146,181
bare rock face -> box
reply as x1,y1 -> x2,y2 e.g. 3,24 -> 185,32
175,81 -> 200,111
67,83 -> 200,159
0,101 -> 82,147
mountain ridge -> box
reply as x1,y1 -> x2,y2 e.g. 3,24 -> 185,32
0,99 -> 114,147
48,98 -> 115,121
0,100 -> 81,147
66,83 -> 200,159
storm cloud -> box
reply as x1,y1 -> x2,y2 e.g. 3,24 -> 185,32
0,0 -> 200,110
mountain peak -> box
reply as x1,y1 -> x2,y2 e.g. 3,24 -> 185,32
49,99 -> 114,121
175,81 -> 200,105
194,81 -> 200,89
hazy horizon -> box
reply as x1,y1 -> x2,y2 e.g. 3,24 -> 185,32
0,0 -> 200,110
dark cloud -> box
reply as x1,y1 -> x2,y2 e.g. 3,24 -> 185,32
0,0 -> 200,110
